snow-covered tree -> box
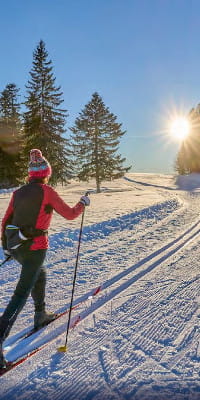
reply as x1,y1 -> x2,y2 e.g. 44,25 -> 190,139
70,92 -> 131,192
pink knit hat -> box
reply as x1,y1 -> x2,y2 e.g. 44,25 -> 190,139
28,149 -> 52,179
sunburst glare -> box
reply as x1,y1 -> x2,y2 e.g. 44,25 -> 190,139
169,116 -> 190,141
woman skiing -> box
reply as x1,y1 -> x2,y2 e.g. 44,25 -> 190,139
0,149 -> 90,369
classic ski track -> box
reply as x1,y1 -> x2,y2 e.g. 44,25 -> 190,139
0,195 -> 181,291
47,194 -> 190,299
2,199 -> 200,350
0,194 -> 184,339
3,285 -> 102,349
2,212 -> 200,377
0,195 -> 193,322
2,204 -> 200,394
2,187 -> 200,381
0,194 -> 186,361
1,183 -> 198,399
4,203 -> 200,366
78,215 -> 200,310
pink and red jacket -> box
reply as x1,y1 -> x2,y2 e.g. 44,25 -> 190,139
1,181 -> 84,251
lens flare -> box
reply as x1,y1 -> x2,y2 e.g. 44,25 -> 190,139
169,117 -> 190,141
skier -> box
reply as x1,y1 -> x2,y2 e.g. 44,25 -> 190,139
0,149 -> 90,368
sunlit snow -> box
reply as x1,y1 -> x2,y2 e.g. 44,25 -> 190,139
1,173 -> 200,399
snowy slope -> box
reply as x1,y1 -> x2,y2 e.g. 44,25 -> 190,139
1,173 -> 200,399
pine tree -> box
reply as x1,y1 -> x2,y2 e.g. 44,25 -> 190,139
23,40 -> 72,185
0,83 -> 22,187
70,92 -> 131,192
175,106 -> 200,174
175,142 -> 189,174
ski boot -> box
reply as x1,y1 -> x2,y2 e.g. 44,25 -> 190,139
34,310 -> 56,329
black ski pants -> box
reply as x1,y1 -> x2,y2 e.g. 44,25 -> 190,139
0,245 -> 47,340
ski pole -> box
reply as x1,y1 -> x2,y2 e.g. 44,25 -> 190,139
0,255 -> 11,267
58,192 -> 89,352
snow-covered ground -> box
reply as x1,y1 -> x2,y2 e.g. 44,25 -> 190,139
1,173 -> 200,399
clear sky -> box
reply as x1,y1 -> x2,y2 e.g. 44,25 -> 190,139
1,0 -> 200,173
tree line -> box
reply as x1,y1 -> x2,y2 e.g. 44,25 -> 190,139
0,40 -> 131,192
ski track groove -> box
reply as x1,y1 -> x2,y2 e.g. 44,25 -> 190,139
3,202 -> 200,360
6,212 -> 200,368
0,194 -> 188,336
3,187 -> 200,398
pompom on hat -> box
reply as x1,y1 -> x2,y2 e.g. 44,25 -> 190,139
28,149 -> 52,179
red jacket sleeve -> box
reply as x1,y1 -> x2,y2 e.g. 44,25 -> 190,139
47,186 -> 84,220
1,193 -> 14,247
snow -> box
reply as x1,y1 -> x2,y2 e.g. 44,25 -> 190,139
1,173 -> 200,399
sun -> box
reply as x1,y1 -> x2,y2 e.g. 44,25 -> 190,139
169,117 -> 190,141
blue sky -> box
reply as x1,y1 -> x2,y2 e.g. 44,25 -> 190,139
1,0 -> 200,173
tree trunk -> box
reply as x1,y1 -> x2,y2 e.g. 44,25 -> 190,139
95,118 -> 101,193
96,177 -> 100,193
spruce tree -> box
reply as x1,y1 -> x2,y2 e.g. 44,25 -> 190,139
70,92 -> 131,192
0,83 -> 22,187
175,143 -> 189,175
23,40 -> 72,185
175,106 -> 200,174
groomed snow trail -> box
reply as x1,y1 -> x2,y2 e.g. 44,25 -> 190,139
1,174 -> 200,400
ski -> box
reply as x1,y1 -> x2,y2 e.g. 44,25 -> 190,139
17,284 -> 101,341
0,346 -> 45,376
0,285 -> 102,376
0,310 -> 85,376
